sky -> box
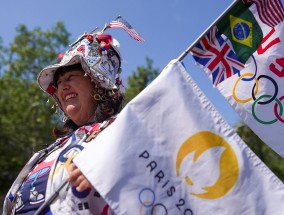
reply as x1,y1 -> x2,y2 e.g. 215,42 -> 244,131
0,0 -> 243,127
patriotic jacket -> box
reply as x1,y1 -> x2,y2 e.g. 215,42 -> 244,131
2,117 -> 117,215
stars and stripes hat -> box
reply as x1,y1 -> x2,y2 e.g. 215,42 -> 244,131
37,32 -> 123,97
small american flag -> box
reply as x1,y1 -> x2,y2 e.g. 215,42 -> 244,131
191,26 -> 244,87
109,16 -> 145,42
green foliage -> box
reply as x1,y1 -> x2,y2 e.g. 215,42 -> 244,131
235,122 -> 284,181
124,57 -> 159,104
0,22 -> 70,203
6,22 -> 69,79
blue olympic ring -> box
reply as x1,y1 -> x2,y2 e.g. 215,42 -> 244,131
252,75 -> 278,105
238,55 -> 257,81
139,188 -> 156,208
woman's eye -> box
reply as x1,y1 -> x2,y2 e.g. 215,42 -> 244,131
68,74 -> 79,80
68,75 -> 74,80
57,74 -> 80,86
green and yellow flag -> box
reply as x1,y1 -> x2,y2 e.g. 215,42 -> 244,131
217,1 -> 263,63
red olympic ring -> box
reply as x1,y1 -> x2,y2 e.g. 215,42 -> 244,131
274,95 -> 284,123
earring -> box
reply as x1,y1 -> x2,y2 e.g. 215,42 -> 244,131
106,108 -> 114,115
62,115 -> 69,123
91,89 -> 101,101
93,94 -> 101,101
100,95 -> 106,101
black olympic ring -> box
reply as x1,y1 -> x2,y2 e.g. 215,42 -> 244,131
252,75 -> 278,105
151,203 -> 168,215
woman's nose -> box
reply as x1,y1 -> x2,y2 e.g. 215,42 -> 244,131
58,80 -> 70,91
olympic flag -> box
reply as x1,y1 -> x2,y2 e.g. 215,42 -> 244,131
74,60 -> 284,215
190,0 -> 284,157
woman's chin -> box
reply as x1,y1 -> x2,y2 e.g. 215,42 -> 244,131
65,106 -> 79,118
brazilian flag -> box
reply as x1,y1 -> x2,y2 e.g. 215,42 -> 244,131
217,0 -> 263,64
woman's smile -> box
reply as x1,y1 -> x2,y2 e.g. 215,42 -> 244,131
64,92 -> 78,101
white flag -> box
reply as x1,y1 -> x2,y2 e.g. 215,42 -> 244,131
74,60 -> 284,215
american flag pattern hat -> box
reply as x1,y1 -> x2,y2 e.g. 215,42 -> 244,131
37,32 -> 123,96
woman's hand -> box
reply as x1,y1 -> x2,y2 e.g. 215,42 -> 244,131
67,163 -> 92,192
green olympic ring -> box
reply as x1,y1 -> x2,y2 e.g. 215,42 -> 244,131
252,94 -> 283,124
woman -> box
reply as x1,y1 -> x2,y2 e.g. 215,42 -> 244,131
3,31 -> 124,214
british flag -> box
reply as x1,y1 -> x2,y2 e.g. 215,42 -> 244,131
191,26 -> 244,86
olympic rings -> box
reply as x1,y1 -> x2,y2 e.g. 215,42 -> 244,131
233,73 -> 259,103
232,54 -> 284,125
274,96 -> 284,123
252,95 -> 283,124
252,75 -> 278,105
139,188 -> 169,215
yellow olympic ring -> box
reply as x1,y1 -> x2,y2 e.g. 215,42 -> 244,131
65,155 -> 77,171
232,72 -> 259,103
140,202 -> 157,215
50,164 -> 64,179
50,148 -> 81,179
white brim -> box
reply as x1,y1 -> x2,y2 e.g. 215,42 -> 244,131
37,55 -> 90,95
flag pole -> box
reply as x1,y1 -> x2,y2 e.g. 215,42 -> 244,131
177,0 -> 241,62
34,180 -> 69,215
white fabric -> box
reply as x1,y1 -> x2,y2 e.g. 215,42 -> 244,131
75,60 -> 284,215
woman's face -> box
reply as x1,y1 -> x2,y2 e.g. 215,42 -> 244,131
56,69 -> 97,125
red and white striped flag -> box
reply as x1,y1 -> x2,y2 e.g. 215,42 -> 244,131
244,0 -> 284,27
108,16 -> 145,42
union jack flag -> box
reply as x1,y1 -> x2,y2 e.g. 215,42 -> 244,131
109,16 -> 145,42
190,26 -> 244,86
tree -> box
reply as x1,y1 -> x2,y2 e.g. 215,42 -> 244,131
235,122 -> 284,181
0,38 -> 4,75
124,57 -> 159,104
0,22 -> 70,203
